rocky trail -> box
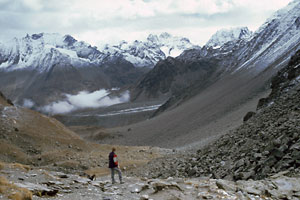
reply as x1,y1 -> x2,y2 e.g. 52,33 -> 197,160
1,162 -> 300,200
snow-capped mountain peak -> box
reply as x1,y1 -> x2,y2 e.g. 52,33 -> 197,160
0,33 -> 105,72
234,0 -> 300,73
257,0 -> 300,34
101,32 -> 197,68
206,27 -> 253,48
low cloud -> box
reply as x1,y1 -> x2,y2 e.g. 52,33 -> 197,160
23,98 -> 35,108
41,89 -> 130,114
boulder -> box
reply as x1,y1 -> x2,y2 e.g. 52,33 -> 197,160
267,176 -> 300,199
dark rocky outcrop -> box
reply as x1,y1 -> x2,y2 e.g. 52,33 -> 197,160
131,46 -> 232,103
0,91 -> 14,106
243,111 -> 256,122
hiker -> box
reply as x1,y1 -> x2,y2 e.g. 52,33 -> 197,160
109,147 -> 123,184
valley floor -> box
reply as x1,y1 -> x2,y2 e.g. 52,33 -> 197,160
85,90 -> 271,149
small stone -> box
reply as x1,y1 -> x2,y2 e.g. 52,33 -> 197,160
129,183 -> 149,193
270,148 -> 284,159
140,194 -> 149,200
254,153 -> 262,159
216,179 -> 237,192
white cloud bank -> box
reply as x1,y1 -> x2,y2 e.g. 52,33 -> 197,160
40,89 -> 130,114
23,98 -> 35,108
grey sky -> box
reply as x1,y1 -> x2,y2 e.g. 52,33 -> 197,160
0,0 -> 293,46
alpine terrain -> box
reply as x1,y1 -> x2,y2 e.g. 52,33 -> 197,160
0,0 -> 300,199
0,32 -> 195,111
104,0 -> 300,148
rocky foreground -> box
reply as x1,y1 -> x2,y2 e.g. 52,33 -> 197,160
1,163 -> 300,200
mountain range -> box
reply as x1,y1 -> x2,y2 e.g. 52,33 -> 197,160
98,0 -> 300,148
0,0 -> 299,149
1,1 -> 300,199
132,0 -> 300,105
102,32 -> 197,68
0,25 -> 258,108
0,32 -> 196,107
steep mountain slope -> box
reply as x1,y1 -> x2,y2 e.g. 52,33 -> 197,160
139,49 -> 300,181
130,48 -> 228,102
101,32 -> 197,68
0,33 -> 146,106
103,0 -> 300,148
133,0 -> 300,107
230,0 -> 300,74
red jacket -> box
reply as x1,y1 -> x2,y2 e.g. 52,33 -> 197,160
109,152 -> 118,168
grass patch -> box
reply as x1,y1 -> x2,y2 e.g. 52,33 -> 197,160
10,163 -> 31,172
0,176 -> 32,200
0,162 -> 5,170
0,162 -> 31,172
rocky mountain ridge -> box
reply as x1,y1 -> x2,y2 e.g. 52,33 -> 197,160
0,33 -> 105,72
0,32 -> 196,72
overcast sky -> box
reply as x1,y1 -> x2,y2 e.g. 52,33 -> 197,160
0,0 -> 293,46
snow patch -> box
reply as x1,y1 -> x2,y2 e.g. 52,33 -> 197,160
77,104 -> 162,117
160,46 -> 169,57
169,48 -> 183,57
45,45 -> 78,58
213,45 -> 221,49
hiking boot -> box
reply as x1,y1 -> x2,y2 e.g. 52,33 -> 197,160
120,181 -> 125,184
